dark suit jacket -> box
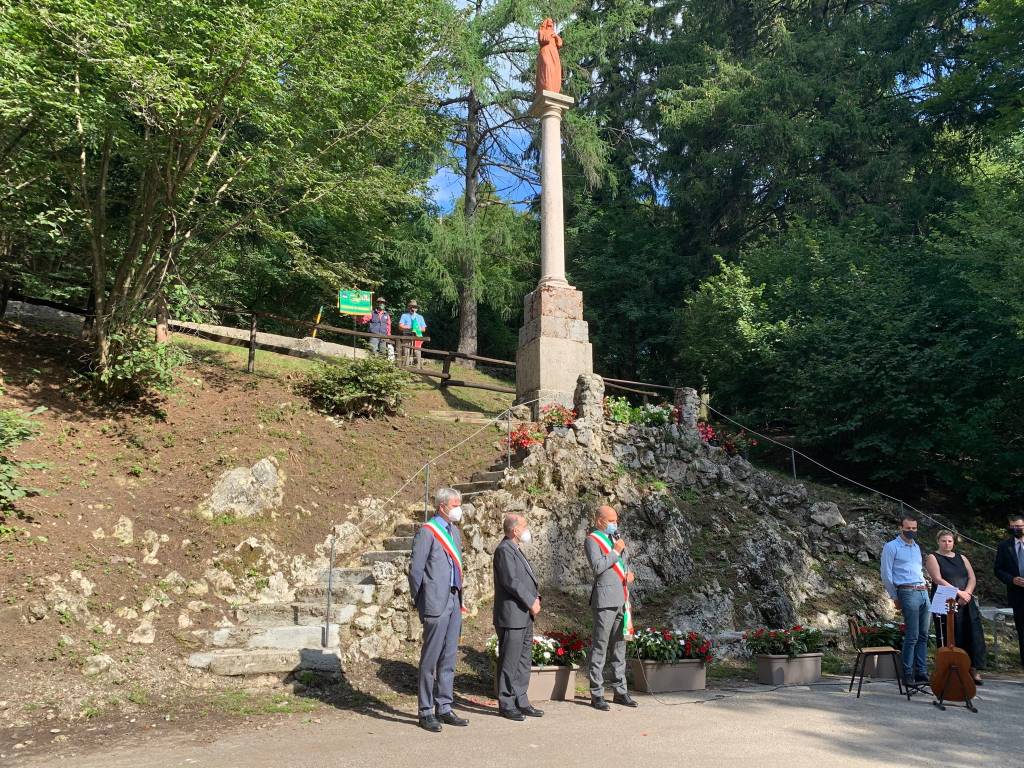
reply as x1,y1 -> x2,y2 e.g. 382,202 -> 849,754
994,538 -> 1024,609
408,517 -> 463,619
492,538 -> 539,629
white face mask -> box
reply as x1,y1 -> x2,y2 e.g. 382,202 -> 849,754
446,506 -> 463,523
519,529 -> 532,544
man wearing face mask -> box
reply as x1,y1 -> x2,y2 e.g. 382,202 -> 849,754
585,505 -> 638,710
880,514 -> 931,686
492,513 -> 543,720
994,513 -> 1024,668
408,487 -> 468,733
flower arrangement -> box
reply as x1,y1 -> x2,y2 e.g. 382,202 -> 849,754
721,429 -> 758,457
485,631 -> 588,668
545,630 -> 589,666
856,622 -> 905,648
540,404 -> 575,428
628,627 -> 714,664
697,421 -> 717,443
506,423 -> 545,451
744,625 -> 824,657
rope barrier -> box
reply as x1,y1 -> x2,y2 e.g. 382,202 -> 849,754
702,402 -> 998,553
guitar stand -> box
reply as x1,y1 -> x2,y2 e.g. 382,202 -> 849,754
931,663 -> 978,713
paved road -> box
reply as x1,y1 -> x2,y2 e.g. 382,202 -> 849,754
21,679 -> 1022,768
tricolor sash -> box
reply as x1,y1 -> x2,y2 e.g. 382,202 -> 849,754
588,530 -> 635,639
423,517 -> 467,612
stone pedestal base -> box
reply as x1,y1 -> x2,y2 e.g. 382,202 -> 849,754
516,283 -> 592,416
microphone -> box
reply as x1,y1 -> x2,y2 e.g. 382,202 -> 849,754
611,530 -> 621,541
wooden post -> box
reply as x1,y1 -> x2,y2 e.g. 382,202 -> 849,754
155,292 -> 169,343
440,352 -> 453,388
247,313 -> 258,373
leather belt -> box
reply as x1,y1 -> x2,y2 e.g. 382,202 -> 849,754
896,584 -> 927,591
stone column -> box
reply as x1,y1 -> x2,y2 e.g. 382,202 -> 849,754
516,90 -> 593,416
535,91 -> 573,286
674,387 -> 699,431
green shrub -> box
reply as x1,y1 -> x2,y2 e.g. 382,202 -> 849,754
0,408 -> 43,513
297,358 -> 410,419
605,396 -> 673,426
94,325 -> 189,400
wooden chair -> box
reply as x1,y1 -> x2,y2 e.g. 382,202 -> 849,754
847,618 -> 910,700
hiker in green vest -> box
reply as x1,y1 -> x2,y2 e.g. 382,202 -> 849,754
585,504 -> 638,711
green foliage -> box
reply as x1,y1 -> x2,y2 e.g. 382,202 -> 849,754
605,397 -> 673,426
298,358 -> 411,419
0,408 -> 42,513
93,326 -> 188,401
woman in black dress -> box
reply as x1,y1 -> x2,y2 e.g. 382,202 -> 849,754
925,530 -> 986,684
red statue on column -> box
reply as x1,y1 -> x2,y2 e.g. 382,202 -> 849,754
536,18 -> 563,94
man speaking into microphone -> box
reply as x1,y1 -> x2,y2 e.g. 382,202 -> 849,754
585,505 -> 638,710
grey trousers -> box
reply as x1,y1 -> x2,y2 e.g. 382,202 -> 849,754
418,591 -> 461,717
496,622 -> 533,711
588,605 -> 627,697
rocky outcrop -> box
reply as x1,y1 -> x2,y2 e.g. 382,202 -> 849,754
197,457 -> 285,520
189,375 -> 900,675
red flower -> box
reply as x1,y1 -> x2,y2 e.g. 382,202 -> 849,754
899,623 -> 906,632
556,647 -> 565,656
792,625 -> 803,632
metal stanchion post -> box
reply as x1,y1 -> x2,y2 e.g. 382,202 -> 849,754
423,464 -> 430,522
506,409 -> 512,470
322,535 -> 336,647
790,448 -> 797,480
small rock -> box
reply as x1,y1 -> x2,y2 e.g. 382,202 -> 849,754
83,654 -> 115,676
113,516 -> 134,545
92,527 -> 106,540
128,617 -> 155,644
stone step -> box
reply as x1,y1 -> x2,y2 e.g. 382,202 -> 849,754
452,486 -> 489,499
317,567 -> 375,586
361,550 -> 411,565
383,536 -> 414,551
470,469 -> 505,483
187,647 -> 343,676
239,601 -> 359,628
297,582 -> 376,604
394,522 -> 420,537
246,624 -> 339,650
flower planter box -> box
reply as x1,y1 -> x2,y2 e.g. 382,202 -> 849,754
493,665 -> 578,702
860,654 -> 898,680
755,653 -> 823,685
627,659 -> 706,693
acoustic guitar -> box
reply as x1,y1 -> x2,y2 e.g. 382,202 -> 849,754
930,597 -> 977,707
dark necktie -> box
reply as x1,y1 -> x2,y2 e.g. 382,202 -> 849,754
1017,542 -> 1024,578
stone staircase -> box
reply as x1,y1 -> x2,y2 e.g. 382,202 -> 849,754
187,465 -> 509,678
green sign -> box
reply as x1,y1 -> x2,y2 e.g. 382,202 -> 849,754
337,289 -> 372,315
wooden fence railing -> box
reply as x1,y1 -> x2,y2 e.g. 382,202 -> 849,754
2,284 -> 681,402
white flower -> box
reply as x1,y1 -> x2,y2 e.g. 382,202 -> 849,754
544,651 -> 551,660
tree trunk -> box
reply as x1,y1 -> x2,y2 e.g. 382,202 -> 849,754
458,80 -> 481,367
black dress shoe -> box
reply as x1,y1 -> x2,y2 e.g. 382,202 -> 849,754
519,705 -> 544,717
499,708 -> 525,721
418,715 -> 442,733
914,672 -> 930,684
590,696 -> 610,711
438,711 -> 469,726
613,693 -> 639,708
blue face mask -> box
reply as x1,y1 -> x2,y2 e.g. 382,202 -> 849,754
604,522 -> 618,536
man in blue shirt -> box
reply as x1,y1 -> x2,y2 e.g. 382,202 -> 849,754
880,514 -> 930,684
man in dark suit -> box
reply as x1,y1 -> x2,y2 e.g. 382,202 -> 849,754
492,513 -> 543,721
994,512 -> 1024,667
408,487 -> 468,733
